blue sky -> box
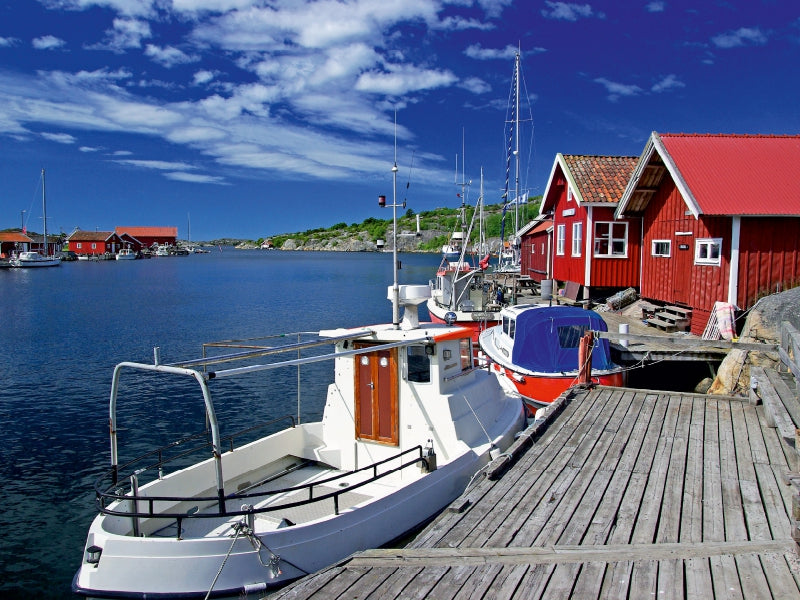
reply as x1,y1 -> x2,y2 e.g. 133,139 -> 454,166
0,1 -> 797,241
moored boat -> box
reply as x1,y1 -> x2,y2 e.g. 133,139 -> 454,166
479,304 -> 624,412
115,247 -> 136,260
10,169 -> 61,268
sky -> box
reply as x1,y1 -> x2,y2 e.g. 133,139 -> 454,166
0,1 -> 798,241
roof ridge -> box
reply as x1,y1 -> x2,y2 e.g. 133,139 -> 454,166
659,132 -> 800,139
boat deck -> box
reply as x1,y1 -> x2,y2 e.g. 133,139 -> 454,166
155,461 -> 396,539
273,386 -> 800,599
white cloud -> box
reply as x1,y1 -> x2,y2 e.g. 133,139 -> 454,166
91,18 -> 152,52
651,74 -> 684,93
476,0 -> 513,19
79,145 -> 100,152
164,171 -> 227,184
541,2 -> 604,21
436,16 -> 495,31
459,77 -> 491,94
712,27 -> 768,48
594,77 -> 643,101
144,44 -> 199,68
41,131 -> 77,143
193,70 -> 217,85
355,65 -> 457,95
33,35 -> 67,50
42,0 -> 156,18
0,36 -> 19,47
464,44 -> 545,60
113,158 -> 196,170
646,1 -> 665,12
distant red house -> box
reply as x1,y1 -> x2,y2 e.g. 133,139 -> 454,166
67,230 -> 124,256
519,217 -> 553,282
0,231 -> 33,258
115,227 -> 177,248
539,154 -> 640,299
616,132 -> 800,335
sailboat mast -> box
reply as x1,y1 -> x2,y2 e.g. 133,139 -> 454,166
514,49 -> 520,240
41,168 -> 48,256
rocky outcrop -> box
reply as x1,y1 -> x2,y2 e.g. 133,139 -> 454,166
709,286 -> 800,396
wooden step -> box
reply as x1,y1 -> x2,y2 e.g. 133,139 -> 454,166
646,317 -> 677,332
663,305 -> 692,318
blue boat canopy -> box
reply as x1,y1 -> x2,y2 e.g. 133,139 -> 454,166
510,305 -> 617,373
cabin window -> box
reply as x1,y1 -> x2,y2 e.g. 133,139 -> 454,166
556,224 -> 565,255
695,238 -> 722,266
459,338 -> 472,371
594,222 -> 628,258
652,240 -> 671,257
76,243 -> 82,249
572,223 -> 582,257
406,346 -> 430,383
558,325 -> 588,349
503,315 -> 516,339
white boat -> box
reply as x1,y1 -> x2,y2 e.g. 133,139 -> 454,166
11,169 -> 61,268
73,164 -> 526,598
115,247 -> 136,260
154,244 -> 170,257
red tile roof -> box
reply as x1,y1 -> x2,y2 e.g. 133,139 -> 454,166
68,230 -> 116,241
0,232 -> 33,243
658,133 -> 800,216
561,155 -> 638,204
116,226 -> 178,238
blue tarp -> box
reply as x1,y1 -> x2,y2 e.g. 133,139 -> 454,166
511,306 -> 617,374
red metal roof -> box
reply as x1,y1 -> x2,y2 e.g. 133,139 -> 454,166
116,226 -> 178,238
658,133 -> 800,216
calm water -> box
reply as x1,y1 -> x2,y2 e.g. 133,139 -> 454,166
0,249 -> 440,599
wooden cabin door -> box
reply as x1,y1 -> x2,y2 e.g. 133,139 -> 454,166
673,238 -> 693,305
354,345 -> 398,445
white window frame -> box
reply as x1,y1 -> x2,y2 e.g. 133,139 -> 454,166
695,238 -> 722,266
651,239 -> 671,257
571,222 -> 582,257
556,224 -> 565,255
593,221 -> 628,258
91,243 -> 97,250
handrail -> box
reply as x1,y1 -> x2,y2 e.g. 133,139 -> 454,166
96,445 -> 428,522
98,415 -> 298,492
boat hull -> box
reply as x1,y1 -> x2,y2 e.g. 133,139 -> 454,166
73,416 -> 523,598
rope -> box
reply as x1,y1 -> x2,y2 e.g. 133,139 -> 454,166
204,524 -> 243,600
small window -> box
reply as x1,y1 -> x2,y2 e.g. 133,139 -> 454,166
556,224 -> 565,255
652,240 -> 671,257
572,223 -> 582,257
567,187 -> 573,203
459,338 -> 472,371
91,243 -> 97,250
503,315 -> 515,339
76,242 -> 82,249
406,346 -> 430,383
695,238 -> 722,265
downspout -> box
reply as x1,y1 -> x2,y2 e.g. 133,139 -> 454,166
727,216 -> 741,306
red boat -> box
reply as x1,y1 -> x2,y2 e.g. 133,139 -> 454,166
479,304 -> 625,412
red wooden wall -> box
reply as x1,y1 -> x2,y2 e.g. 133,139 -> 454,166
738,218 -> 800,309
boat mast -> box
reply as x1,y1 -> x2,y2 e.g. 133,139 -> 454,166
513,48 -> 520,249
41,168 -> 48,257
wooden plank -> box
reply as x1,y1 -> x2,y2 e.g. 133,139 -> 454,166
759,552 -> 800,599
680,398 -> 706,543
656,559 -> 684,600
656,395 -> 691,544
515,563 -> 556,600
707,555 -> 742,600
450,565 -> 504,600
570,562 -> 606,599
734,554 -> 773,600
766,367 -> 800,426
358,567 -> 424,600
753,366 -> 797,445
271,566 -> 347,599
594,329 -> 778,352
731,402 -> 772,541
628,559 -> 657,598
425,564 -> 479,600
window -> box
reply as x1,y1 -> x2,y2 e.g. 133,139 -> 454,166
652,240 -> 671,257
91,243 -> 97,250
459,338 -> 472,371
695,238 -> 722,265
567,187 -> 574,203
594,222 -> 628,258
503,315 -> 515,339
556,224 -> 565,255
558,325 -> 588,349
572,222 -> 582,257
76,242 -> 82,249
406,346 -> 430,383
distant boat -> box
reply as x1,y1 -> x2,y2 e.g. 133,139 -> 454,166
11,169 -> 61,268
479,304 -> 624,413
115,247 -> 136,261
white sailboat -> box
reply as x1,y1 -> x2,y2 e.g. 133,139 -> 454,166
73,151 -> 526,600
11,169 -> 61,268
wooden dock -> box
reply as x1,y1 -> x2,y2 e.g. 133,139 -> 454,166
272,385 -> 800,599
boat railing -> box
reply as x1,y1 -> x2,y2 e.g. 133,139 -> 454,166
95,444 -> 429,532
95,414 -> 297,500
